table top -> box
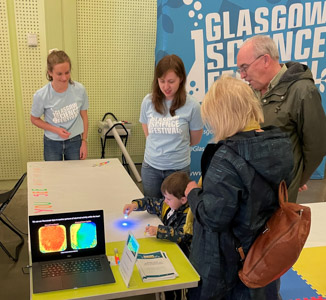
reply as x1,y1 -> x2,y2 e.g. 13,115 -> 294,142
301,202 -> 326,248
27,159 -> 162,241
31,238 -> 200,300
27,159 -> 199,299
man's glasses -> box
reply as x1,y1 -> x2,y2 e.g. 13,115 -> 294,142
237,54 -> 265,75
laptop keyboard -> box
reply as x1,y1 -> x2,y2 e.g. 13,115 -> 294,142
41,258 -> 103,278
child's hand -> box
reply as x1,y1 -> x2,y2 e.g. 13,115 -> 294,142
145,225 -> 158,236
123,203 -> 137,215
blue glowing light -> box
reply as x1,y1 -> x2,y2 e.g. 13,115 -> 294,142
114,219 -> 138,231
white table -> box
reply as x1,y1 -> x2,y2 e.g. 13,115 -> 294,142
27,159 -> 199,299
302,202 -> 326,248
27,158 -> 161,242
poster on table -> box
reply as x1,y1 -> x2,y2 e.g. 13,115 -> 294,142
155,0 -> 326,182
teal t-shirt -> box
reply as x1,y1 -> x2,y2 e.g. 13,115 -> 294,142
140,93 -> 203,170
31,82 -> 89,141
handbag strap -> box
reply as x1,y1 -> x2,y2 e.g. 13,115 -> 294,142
278,180 -> 288,207
235,180 -> 288,263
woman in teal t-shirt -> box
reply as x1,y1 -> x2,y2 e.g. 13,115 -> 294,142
31,50 -> 89,161
139,54 -> 203,198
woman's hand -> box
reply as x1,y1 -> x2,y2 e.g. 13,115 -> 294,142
185,181 -> 199,197
80,140 -> 88,160
56,127 -> 71,139
31,115 -> 71,139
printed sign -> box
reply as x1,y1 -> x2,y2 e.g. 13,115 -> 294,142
156,0 -> 326,181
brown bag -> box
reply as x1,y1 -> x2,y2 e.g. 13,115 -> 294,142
238,180 -> 311,288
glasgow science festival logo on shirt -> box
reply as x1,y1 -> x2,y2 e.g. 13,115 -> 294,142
148,116 -> 182,134
51,103 -> 79,123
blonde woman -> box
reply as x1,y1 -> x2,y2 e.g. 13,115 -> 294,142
185,75 -> 293,300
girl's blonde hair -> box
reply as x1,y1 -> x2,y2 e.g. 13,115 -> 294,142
201,75 -> 264,142
46,50 -> 73,84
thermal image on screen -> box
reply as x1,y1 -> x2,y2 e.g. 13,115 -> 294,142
127,234 -> 139,257
39,225 -> 67,253
70,222 -> 97,250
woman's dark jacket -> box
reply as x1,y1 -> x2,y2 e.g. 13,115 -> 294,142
187,126 -> 293,300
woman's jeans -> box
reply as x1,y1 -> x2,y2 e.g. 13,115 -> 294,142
44,135 -> 81,161
141,161 -> 190,198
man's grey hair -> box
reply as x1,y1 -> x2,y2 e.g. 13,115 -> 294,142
241,35 -> 279,60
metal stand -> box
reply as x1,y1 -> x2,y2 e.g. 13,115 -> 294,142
99,113 -> 141,182
100,113 -> 130,173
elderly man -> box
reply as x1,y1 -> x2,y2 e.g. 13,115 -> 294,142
237,35 -> 326,203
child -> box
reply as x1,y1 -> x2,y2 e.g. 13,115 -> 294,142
123,171 -> 192,256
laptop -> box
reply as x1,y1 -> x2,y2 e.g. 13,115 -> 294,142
29,210 -> 115,293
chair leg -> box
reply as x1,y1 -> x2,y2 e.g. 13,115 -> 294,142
122,154 -> 131,174
0,217 -> 24,262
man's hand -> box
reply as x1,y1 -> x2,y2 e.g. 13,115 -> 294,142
298,184 -> 308,192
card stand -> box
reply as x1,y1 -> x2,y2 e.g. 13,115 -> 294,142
119,232 -> 139,288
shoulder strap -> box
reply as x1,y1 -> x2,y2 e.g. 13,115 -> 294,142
278,180 -> 288,207
235,180 -> 287,263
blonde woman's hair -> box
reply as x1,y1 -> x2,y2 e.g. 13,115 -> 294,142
201,75 -> 264,142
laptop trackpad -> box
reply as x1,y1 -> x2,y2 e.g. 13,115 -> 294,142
34,276 -> 63,293
61,274 -> 88,289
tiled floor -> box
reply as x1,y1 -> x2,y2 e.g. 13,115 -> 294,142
0,166 -> 325,300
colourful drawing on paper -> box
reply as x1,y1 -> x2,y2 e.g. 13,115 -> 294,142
31,167 -> 43,186
38,225 -> 67,253
92,160 -> 110,167
70,222 -> 97,250
32,189 -> 48,197
33,201 -> 53,214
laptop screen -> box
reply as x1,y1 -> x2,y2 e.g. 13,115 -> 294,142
29,210 -> 106,263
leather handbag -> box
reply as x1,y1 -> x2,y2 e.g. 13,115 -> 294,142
238,180 -> 311,288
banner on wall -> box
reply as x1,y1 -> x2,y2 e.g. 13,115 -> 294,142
155,0 -> 326,182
